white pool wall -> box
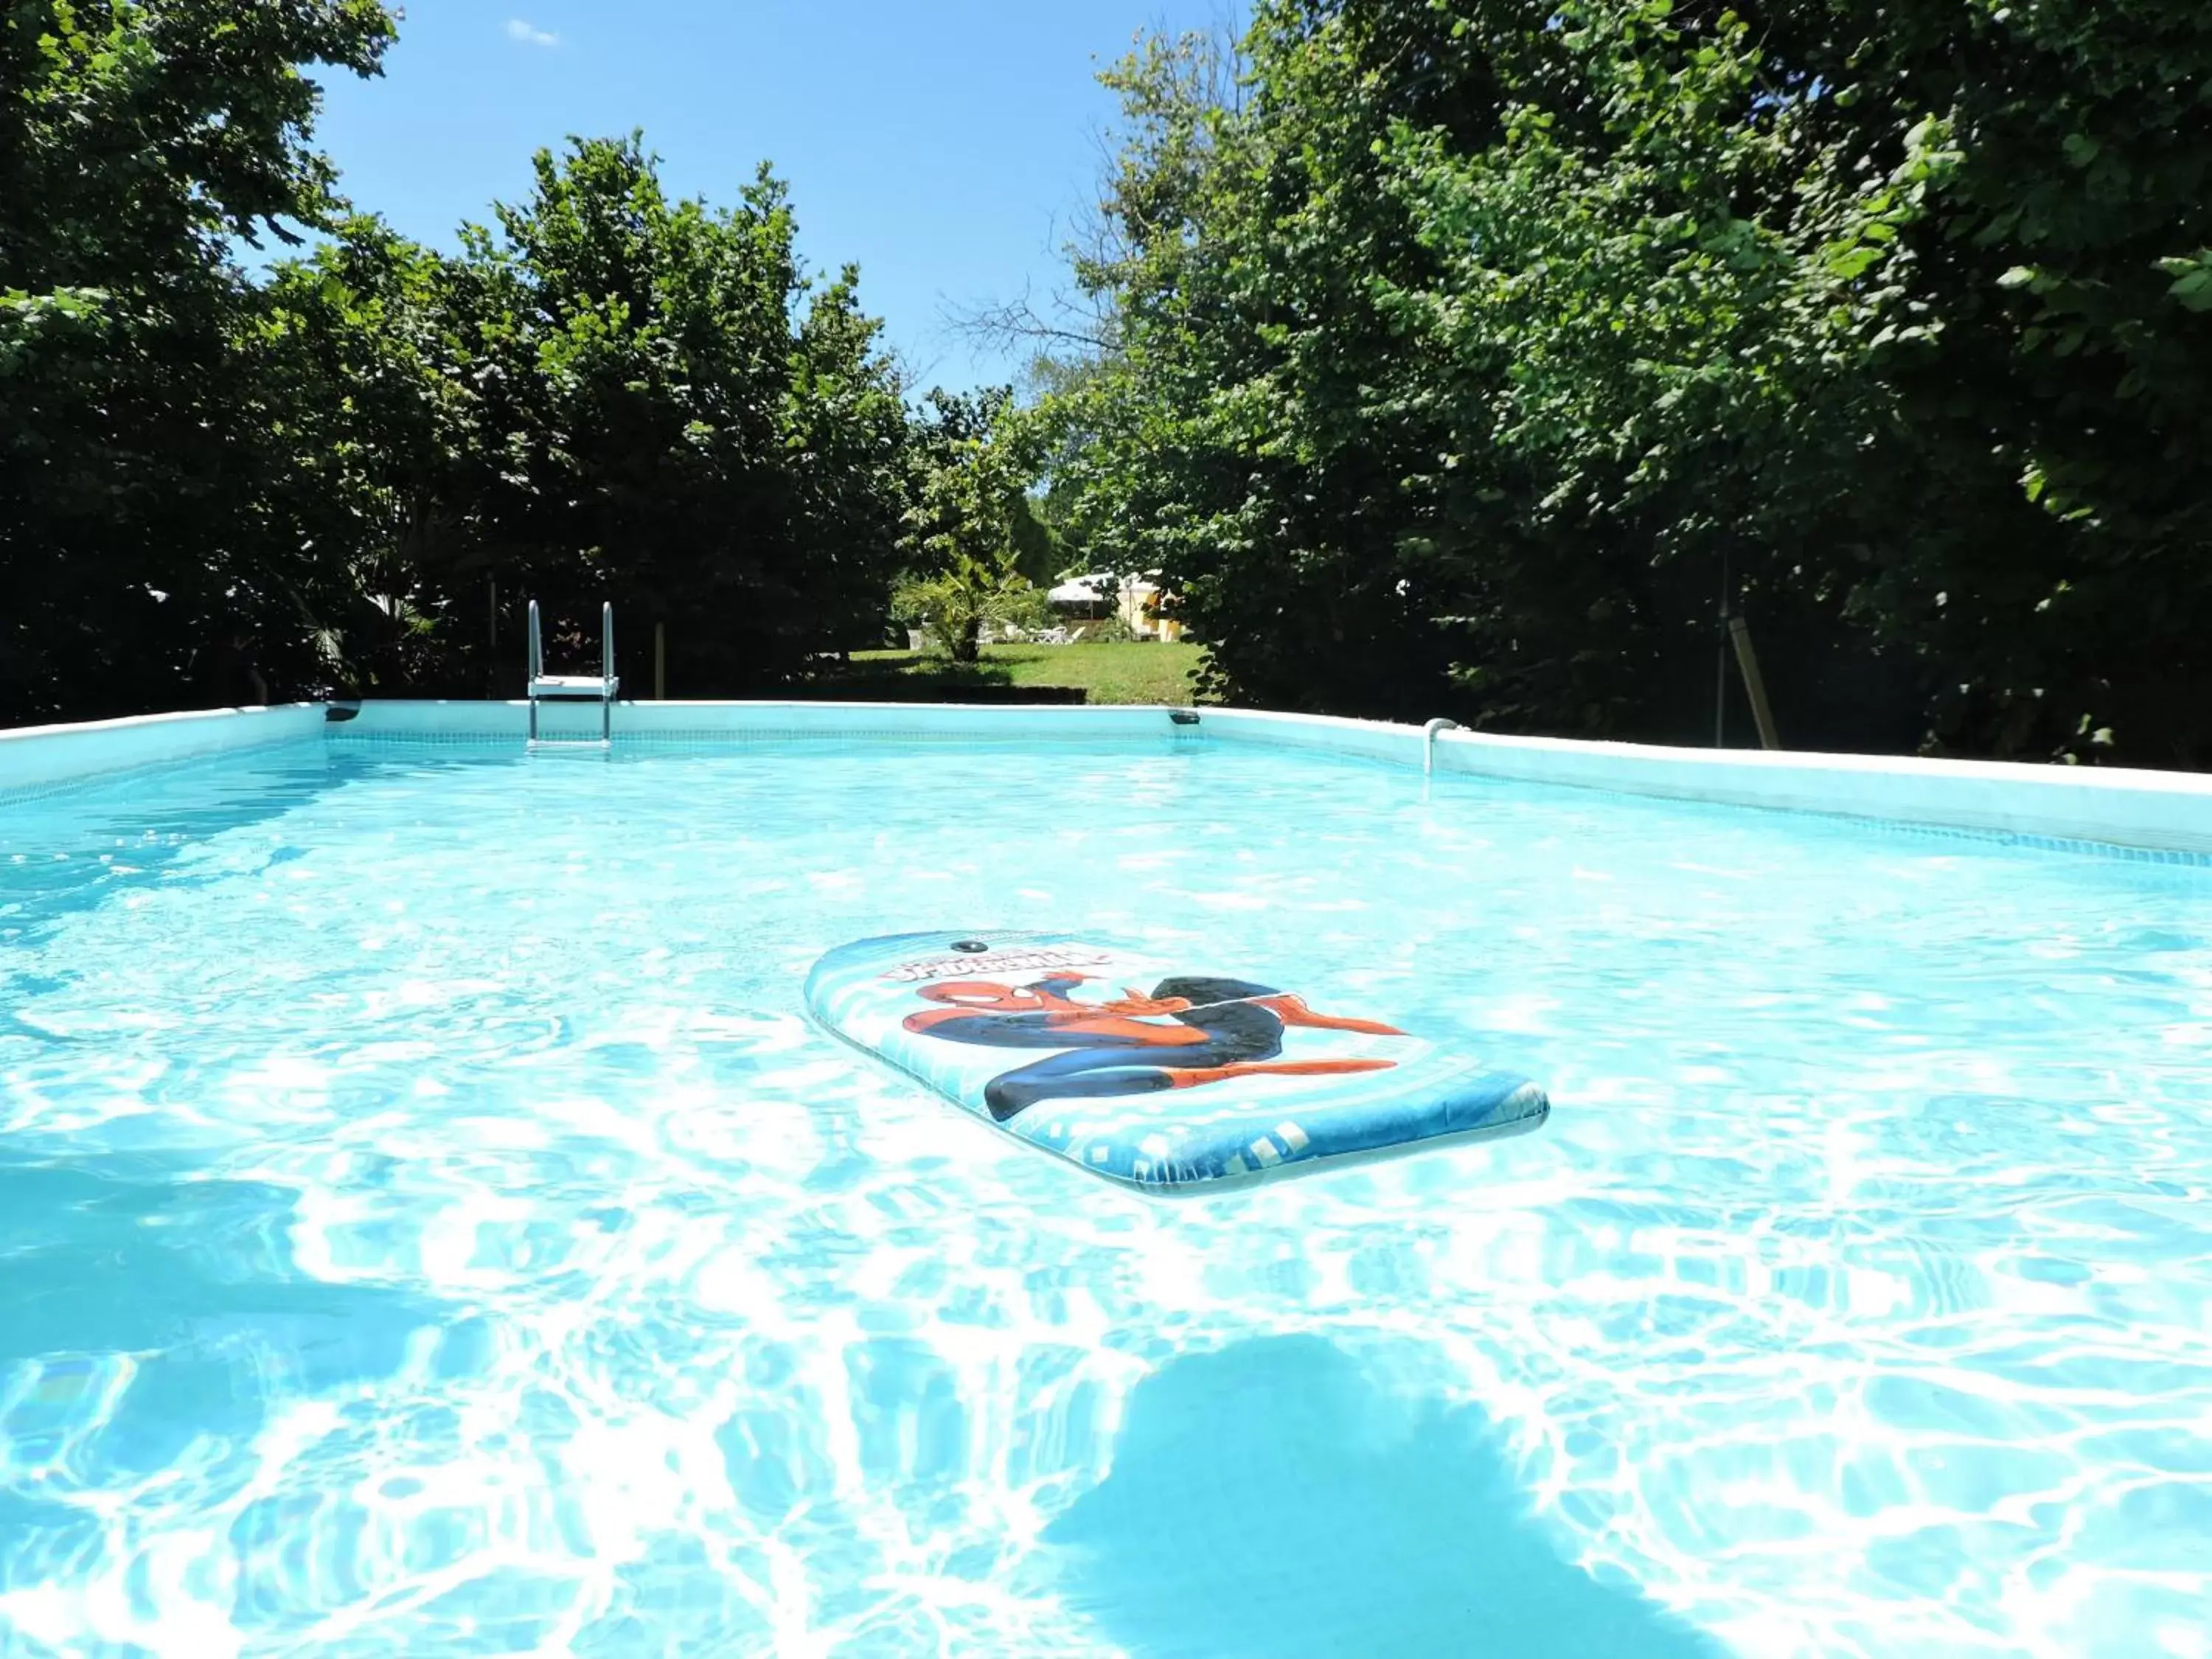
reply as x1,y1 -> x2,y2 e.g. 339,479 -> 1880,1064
4,699 -> 2208,858
0,705 -> 327,801
319,699 -> 2212,859
1202,708 -> 2212,859
335,698 -> 1178,743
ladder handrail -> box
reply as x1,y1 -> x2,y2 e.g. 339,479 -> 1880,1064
526,599 -> 544,687
602,602 -> 616,691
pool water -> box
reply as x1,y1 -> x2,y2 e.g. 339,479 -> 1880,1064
1,735 -> 2208,1658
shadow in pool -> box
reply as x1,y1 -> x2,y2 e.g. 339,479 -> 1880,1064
0,1154 -> 449,1503
0,742 -> 512,967
0,746 -> 335,976
1046,1337 -> 1725,1659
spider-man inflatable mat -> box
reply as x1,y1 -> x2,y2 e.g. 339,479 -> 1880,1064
804,931 -> 1548,1193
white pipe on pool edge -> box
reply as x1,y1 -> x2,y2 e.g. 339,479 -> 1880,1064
1424,718 -> 1461,776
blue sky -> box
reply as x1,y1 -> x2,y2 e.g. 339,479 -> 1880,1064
307,1 -> 1234,392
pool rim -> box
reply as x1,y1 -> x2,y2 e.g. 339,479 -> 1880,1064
3,698 -> 2208,860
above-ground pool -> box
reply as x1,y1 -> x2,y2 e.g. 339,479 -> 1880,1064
1,720 -> 2208,1657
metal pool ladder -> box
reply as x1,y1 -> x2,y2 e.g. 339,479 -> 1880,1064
526,599 -> 619,746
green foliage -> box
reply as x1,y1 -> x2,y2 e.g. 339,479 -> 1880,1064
1008,495 -> 1077,588
11,0 -> 2207,761
889,569 -> 1050,660
2,15 -> 918,719
897,388 -> 1044,662
1,0 -> 398,720
251,136 -> 916,696
1082,611 -> 1143,647
1045,0 -> 2212,764
399,136 -> 914,691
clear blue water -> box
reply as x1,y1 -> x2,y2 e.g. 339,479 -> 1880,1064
1,734 -> 2208,1658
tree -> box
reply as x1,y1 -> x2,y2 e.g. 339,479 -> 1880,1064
1043,0 -> 2212,765
1,0 -> 397,723
245,135 -> 915,700
244,219 -> 485,695
896,388 -> 1046,662
434,136 -> 912,690
1802,0 -> 2212,762
3,1 -> 914,723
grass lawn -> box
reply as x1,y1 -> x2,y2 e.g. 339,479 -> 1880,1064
839,641 -> 1206,706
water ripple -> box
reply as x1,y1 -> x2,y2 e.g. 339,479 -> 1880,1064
0,741 -> 2207,1655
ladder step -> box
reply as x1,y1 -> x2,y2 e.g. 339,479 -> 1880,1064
530,675 -> 619,697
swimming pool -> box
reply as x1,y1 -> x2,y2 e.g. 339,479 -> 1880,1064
2,720 -> 2208,1656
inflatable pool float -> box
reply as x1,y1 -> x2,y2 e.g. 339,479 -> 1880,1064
804,931 -> 1548,1193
